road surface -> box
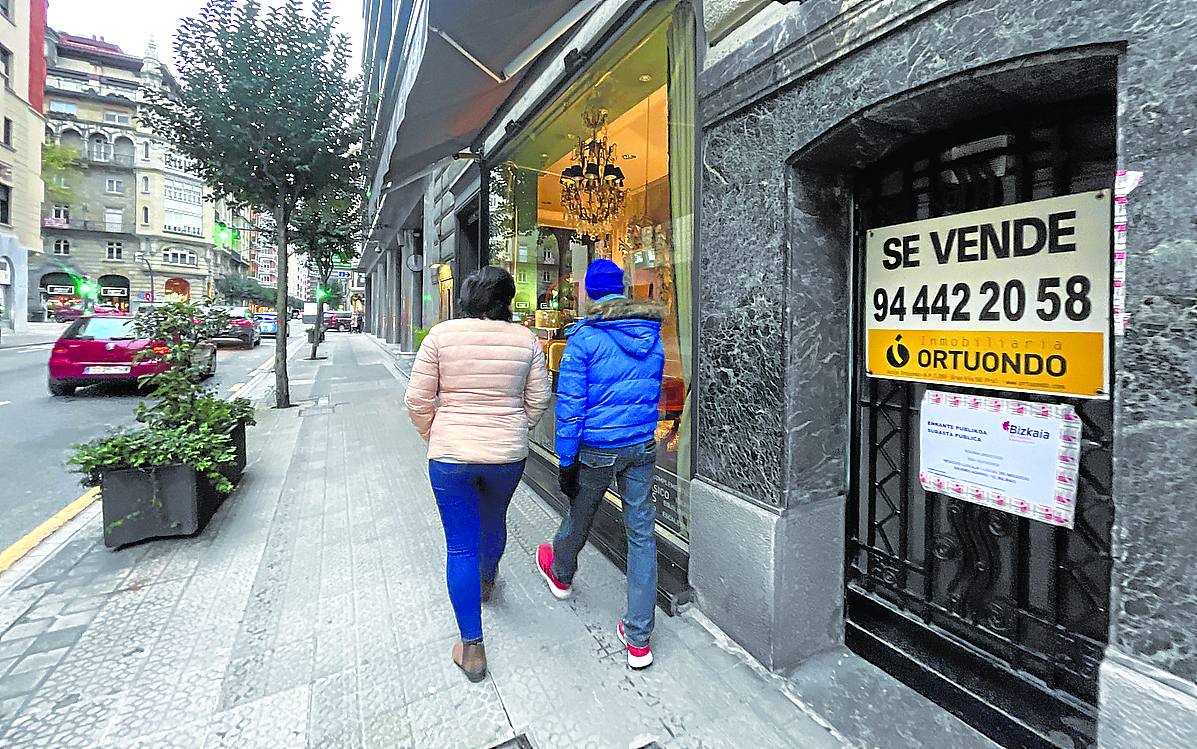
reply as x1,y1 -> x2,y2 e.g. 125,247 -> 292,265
0,330 -> 295,552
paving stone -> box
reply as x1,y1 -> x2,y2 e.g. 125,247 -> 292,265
9,646 -> 70,676
406,680 -> 513,749
1,618 -> 53,642
0,666 -> 49,699
31,624 -> 87,652
0,636 -> 34,660
0,337 -> 856,749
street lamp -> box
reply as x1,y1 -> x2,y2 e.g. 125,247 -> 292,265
135,252 -> 156,306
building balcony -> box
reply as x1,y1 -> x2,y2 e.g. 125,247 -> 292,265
80,149 -> 135,167
42,217 -> 137,234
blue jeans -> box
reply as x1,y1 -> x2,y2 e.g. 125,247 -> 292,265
429,459 -> 526,643
552,440 -> 657,648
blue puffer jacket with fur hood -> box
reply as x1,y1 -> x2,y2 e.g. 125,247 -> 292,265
555,297 -> 665,466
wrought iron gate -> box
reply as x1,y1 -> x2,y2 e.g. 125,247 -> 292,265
846,100 -> 1115,748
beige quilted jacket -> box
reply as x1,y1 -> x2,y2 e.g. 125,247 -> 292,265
404,318 -> 551,464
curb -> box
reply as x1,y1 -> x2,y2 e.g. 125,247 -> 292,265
0,340 -> 58,352
0,490 -> 102,598
362,334 -> 414,381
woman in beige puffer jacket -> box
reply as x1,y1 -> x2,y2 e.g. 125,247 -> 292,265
404,266 -> 550,683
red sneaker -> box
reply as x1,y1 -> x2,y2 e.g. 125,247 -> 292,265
536,543 -> 571,600
617,620 -> 653,669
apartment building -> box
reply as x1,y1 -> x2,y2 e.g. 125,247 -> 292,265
0,0 -> 46,332
35,32 -> 216,314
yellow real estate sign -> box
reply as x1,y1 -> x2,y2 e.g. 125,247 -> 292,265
865,191 -> 1112,399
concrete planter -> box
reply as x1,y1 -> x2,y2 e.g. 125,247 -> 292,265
100,421 -> 248,549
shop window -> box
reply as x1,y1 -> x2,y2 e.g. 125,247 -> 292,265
486,3 -> 695,542
53,239 -> 70,256
106,241 -> 124,260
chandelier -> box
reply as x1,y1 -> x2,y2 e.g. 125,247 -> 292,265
559,108 -> 626,238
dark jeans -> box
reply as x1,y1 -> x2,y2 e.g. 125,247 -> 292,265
429,459 -> 526,643
552,440 -> 657,647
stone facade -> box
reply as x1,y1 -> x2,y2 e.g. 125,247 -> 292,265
0,0 -> 47,333
37,32 -> 219,310
692,0 -> 1197,745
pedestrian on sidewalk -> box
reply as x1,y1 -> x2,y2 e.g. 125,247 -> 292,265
536,258 -> 665,669
405,265 -> 551,683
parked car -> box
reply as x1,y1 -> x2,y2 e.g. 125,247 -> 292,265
212,306 -> 261,348
47,315 -> 217,397
53,304 -> 120,323
255,312 -> 278,337
323,310 -> 351,332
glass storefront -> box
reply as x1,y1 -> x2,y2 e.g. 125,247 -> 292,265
487,3 -> 695,545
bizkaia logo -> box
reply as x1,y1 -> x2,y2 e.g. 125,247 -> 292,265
886,334 -> 910,368
1002,420 -> 1051,440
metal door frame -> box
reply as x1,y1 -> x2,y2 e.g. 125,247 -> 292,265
844,99 -> 1117,749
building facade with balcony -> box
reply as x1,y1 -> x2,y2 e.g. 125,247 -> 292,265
34,32 -> 216,314
0,0 -> 47,333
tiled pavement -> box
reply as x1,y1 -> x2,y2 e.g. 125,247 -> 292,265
0,334 -> 847,749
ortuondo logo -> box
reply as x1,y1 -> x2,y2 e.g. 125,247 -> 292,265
886,334 -> 910,368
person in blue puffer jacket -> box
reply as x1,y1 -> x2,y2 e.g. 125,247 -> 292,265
536,258 -> 664,669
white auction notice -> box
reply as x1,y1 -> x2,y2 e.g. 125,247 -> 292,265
918,390 -> 1081,528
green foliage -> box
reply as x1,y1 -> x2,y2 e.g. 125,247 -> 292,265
69,425 -> 238,495
144,0 -> 362,212
42,142 -> 83,204
69,298 -> 255,500
215,273 -> 275,306
144,0 -> 365,407
413,327 -> 431,352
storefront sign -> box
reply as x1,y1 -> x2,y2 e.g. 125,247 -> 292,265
47,285 -> 75,295
866,191 -> 1111,398
919,390 -> 1080,528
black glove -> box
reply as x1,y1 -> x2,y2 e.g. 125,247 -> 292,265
558,462 -> 580,499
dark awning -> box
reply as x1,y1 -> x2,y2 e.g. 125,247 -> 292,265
379,0 -> 599,188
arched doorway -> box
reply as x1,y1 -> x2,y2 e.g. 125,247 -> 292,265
164,278 -> 190,300
98,274 -> 130,311
41,271 -> 80,318
0,256 -> 13,329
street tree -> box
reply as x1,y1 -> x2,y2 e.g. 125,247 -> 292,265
145,0 -> 361,408
291,190 -> 362,359
42,143 -> 83,204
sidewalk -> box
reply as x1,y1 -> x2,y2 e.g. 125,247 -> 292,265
0,322 -> 69,350
0,333 -> 845,749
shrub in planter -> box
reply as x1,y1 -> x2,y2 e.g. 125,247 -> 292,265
68,299 -> 256,548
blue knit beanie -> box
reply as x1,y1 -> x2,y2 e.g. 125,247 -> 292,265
585,259 -> 624,300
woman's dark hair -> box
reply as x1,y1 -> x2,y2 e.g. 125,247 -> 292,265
459,266 -> 516,321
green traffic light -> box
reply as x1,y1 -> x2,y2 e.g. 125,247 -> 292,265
78,281 -> 92,295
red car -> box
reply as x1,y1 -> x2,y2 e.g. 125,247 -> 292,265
47,315 -> 217,397
53,304 -> 120,323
